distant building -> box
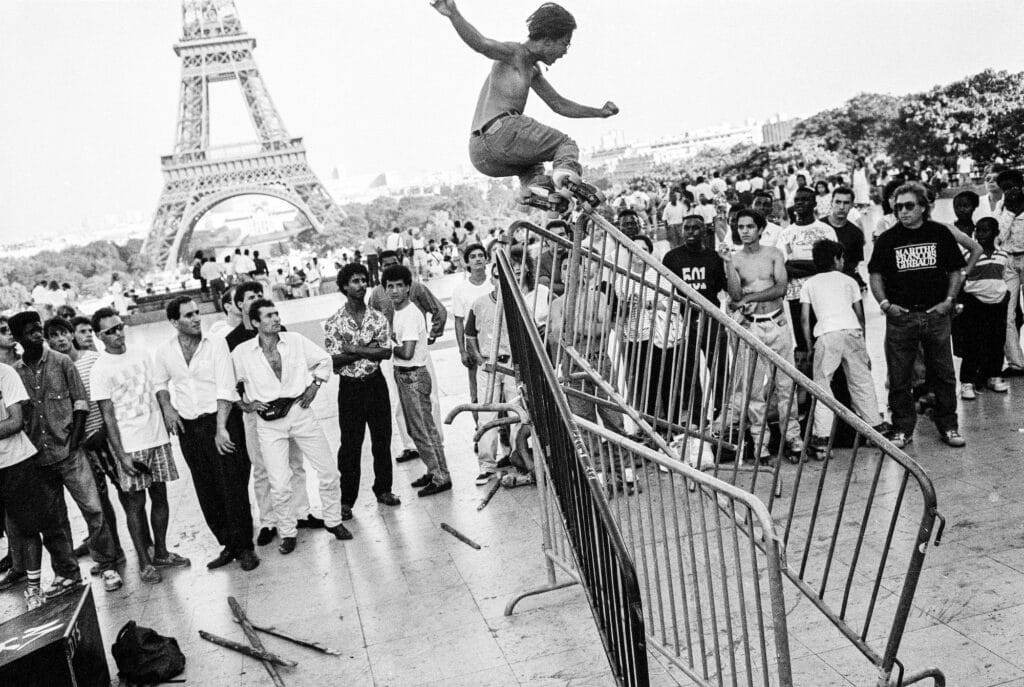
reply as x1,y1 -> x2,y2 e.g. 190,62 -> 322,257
762,117 -> 800,146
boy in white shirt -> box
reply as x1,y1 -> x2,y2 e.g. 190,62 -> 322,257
384,265 -> 451,497
799,240 -> 885,458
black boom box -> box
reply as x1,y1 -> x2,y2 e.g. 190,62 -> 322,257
0,585 -> 110,686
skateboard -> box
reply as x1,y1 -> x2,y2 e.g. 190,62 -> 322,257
518,172 -> 606,215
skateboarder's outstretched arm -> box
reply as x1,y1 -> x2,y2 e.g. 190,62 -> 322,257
433,0 -> 522,64
531,70 -> 618,119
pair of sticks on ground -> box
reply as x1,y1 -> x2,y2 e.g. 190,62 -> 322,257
199,596 -> 341,685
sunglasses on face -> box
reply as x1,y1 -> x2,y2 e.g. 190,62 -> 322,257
894,202 -> 919,212
0,326 -> 9,335
100,323 -> 125,336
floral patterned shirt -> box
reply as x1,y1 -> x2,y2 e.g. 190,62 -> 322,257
324,304 -> 391,378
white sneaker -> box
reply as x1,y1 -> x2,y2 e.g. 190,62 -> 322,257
987,378 -> 1009,393
24,586 -> 45,610
960,383 -> 977,400
102,570 -> 123,592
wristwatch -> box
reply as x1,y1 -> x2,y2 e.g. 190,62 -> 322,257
312,378 -> 325,387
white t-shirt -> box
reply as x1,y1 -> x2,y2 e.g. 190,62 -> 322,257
0,363 -> 37,469
735,179 -> 751,193
776,220 -> 838,300
385,233 -> 403,251
749,176 -> 765,191
452,276 -> 492,320
661,202 -> 687,226
90,348 -> 170,453
799,271 -> 862,336
392,302 -> 429,368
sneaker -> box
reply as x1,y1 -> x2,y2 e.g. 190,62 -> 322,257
941,429 -> 966,448
785,437 -> 804,456
960,383 -> 977,400
987,377 -> 1010,393
139,565 -> 162,585
887,430 -> 912,449
474,472 -> 495,486
72,542 -> 89,558
411,474 -> 433,488
24,586 -> 45,611
418,481 -> 453,498
152,552 -> 191,568
297,515 -> 325,529
102,570 -> 123,592
808,436 -> 830,460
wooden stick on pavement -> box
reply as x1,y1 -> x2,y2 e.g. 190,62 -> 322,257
198,630 -> 297,667
477,478 -> 502,511
229,596 -> 287,686
440,522 -> 482,549
233,618 -> 343,656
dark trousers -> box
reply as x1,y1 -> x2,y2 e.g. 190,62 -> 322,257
884,311 -> 958,434
337,369 -> 393,507
648,345 -> 680,421
366,255 -> 380,286
0,456 -> 78,579
178,412 -> 254,552
678,320 -> 729,424
959,293 -> 1009,386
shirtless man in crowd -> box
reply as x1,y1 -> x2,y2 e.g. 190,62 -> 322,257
432,0 -> 617,212
720,209 -> 804,459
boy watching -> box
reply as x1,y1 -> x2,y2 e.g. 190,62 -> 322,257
958,217 -> 1010,399
799,240 -> 885,457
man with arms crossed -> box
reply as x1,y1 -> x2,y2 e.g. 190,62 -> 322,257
720,209 -> 804,458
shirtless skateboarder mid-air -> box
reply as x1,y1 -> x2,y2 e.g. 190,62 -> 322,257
432,0 -> 618,213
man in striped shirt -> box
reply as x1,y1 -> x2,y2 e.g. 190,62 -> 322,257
958,218 -> 1011,399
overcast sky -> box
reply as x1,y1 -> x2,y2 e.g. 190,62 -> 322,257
2,0 -> 1022,243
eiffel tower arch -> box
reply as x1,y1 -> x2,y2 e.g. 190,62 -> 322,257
143,0 -> 345,271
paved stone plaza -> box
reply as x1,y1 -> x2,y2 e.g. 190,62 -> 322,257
2,270 -> 1024,686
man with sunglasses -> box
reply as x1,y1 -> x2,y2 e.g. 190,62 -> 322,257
995,169 -> 1024,376
868,183 -> 967,450
90,308 -> 190,584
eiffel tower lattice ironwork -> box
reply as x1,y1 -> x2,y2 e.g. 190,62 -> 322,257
143,0 -> 345,270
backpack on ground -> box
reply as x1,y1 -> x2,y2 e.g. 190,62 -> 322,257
111,620 -> 186,684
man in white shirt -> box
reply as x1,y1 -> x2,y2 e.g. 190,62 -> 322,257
233,248 -> 256,279
91,307 -> 190,585
153,297 -> 258,572
660,190 -> 688,248
231,299 -> 350,553
452,243 -> 492,427
383,265 -> 452,496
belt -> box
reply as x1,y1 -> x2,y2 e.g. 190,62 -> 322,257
1009,250 -> 1024,256
496,354 -> 510,364
744,309 -> 785,324
471,110 -> 520,138
395,365 -> 424,371
903,304 -> 935,312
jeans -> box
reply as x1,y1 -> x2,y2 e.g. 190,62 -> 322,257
337,370 -> 393,507
394,366 -> 450,485
255,404 -> 342,538
468,114 -> 581,190
884,311 -> 958,434
42,451 -> 119,571
366,255 -> 380,286
960,293 -> 1009,386
178,412 -> 254,552
1,457 -> 79,580
382,357 -> 443,454
811,330 -> 882,437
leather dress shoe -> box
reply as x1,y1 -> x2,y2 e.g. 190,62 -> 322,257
395,449 -> 419,463
278,537 -> 296,555
238,550 -> 260,571
206,549 -> 237,570
297,515 -> 325,529
256,527 -> 277,546
326,524 -> 353,540
417,481 -> 453,498
376,492 -> 401,507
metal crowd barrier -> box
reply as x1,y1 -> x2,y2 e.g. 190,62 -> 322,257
492,211 -> 945,686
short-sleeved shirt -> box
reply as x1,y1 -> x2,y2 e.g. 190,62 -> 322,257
799,271 -> 862,336
867,220 -> 967,309
74,351 -> 104,439
465,292 -> 511,358
451,276 -> 492,320
776,220 -> 838,300
392,302 -> 429,368
323,304 -> 390,378
90,348 -> 170,454
826,219 -> 866,269
15,349 -> 90,465
0,363 -> 37,469
661,202 -> 687,226
662,246 -> 728,305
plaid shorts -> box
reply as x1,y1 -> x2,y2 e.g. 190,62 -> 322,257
117,443 -> 179,493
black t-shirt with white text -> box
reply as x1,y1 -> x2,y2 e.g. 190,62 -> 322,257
662,246 -> 727,305
867,220 -> 966,309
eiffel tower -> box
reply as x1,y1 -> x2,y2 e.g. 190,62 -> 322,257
143,0 -> 345,271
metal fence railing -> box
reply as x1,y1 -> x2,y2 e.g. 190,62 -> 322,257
488,210 -> 946,686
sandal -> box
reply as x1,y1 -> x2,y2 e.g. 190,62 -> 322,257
139,565 -> 162,584
152,552 -> 191,568
43,576 -> 82,599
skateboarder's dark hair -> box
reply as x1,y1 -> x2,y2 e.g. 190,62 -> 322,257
527,3 -> 576,41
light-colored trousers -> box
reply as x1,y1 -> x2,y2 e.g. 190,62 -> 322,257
382,356 -> 443,453
474,367 -> 523,473
811,329 -> 881,437
1004,255 -> 1024,368
244,409 -> 310,528
254,404 -> 341,538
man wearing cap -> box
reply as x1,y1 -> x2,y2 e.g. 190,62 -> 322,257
9,311 -> 122,593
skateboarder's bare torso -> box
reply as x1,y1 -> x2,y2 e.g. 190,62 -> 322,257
472,59 -> 539,130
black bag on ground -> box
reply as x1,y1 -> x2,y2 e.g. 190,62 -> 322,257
112,621 -> 186,684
